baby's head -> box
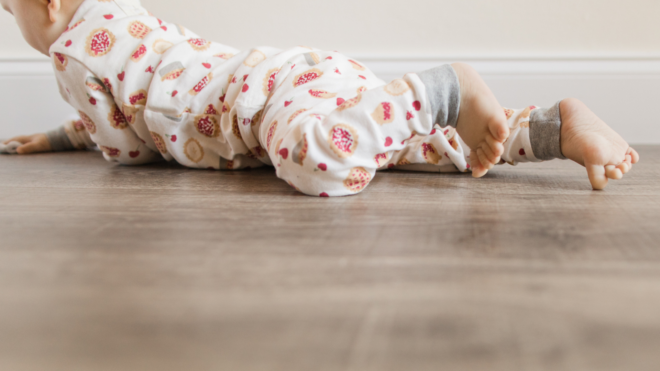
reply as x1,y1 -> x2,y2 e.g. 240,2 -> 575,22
1,0 -> 85,55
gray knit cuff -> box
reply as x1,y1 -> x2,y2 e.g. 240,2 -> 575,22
416,65 -> 461,128
45,126 -> 75,152
529,101 -> 566,161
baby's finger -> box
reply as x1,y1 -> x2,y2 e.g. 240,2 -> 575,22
3,136 -> 28,145
16,141 -> 46,154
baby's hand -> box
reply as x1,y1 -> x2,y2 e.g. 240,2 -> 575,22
2,133 -> 53,154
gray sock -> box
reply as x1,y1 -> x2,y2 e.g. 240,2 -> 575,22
416,65 -> 461,128
46,126 -> 75,152
529,102 -> 566,160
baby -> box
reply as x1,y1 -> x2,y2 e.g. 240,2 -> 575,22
0,0 -> 639,196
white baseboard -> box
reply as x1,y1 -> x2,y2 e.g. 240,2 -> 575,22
1,55 -> 659,143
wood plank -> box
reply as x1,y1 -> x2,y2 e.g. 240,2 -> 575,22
0,146 -> 659,371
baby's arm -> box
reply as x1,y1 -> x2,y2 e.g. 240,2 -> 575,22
54,56 -> 161,165
1,116 -> 96,155
2,133 -> 52,155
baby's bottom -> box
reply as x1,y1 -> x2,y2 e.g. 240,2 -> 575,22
259,64 -> 559,197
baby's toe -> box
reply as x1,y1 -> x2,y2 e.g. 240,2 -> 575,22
488,118 -> 510,142
616,160 -> 630,174
470,156 -> 489,178
485,134 -> 504,157
476,148 -> 494,170
605,165 -> 623,180
480,142 -> 500,164
587,164 -> 608,190
628,148 -> 640,164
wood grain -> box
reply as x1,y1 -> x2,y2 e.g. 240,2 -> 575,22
1,146 -> 659,371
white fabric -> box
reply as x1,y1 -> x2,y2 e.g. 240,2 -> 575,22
0,141 -> 21,154
47,0 -> 538,196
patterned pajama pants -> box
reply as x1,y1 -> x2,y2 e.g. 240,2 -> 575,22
252,53 -> 549,197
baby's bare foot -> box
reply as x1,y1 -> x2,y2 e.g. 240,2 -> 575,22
451,63 -> 510,177
560,98 -> 640,190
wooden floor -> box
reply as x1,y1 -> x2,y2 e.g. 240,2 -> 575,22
1,146 -> 659,371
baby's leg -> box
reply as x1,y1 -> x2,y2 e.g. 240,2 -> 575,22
269,66 -> 461,196
445,63 -> 511,177
391,63 -> 640,188
501,100 -> 640,190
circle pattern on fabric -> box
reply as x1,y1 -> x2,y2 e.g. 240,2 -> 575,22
151,132 -> 168,154
194,114 -> 220,137
266,121 -> 279,151
100,146 -> 121,158
293,69 -> 323,87
86,28 -> 116,57
79,111 -> 96,134
422,143 -> 441,164
384,79 -> 411,96
371,102 -> 395,125
328,124 -> 358,158
184,138 -> 204,162
343,167 -> 371,192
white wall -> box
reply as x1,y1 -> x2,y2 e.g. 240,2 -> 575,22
2,0 -> 659,57
1,0 -> 659,143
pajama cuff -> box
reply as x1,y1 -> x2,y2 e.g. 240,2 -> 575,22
416,64 -> 461,128
529,101 -> 566,161
46,126 -> 75,152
